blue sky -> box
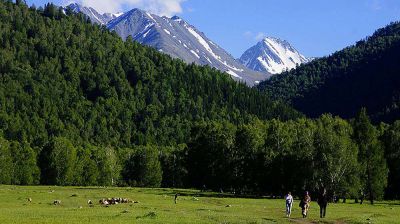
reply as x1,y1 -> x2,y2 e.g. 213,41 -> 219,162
26,0 -> 400,58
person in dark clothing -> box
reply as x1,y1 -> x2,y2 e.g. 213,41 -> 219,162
318,188 -> 328,218
175,192 -> 178,204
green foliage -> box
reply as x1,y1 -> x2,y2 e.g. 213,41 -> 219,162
186,122 -> 236,190
40,137 -> 76,186
258,21 -> 400,123
186,115 -> 363,198
381,120 -> 400,199
74,145 -> 100,186
159,145 -> 187,188
0,0 -> 301,188
313,114 -> 359,199
0,137 -> 12,184
353,108 -> 388,203
95,146 -> 121,186
9,141 -> 40,185
132,146 -> 162,187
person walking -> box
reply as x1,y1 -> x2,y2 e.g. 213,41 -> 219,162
318,188 -> 328,218
174,192 -> 178,204
300,191 -> 311,218
285,192 -> 293,217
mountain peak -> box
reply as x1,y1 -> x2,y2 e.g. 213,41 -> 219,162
239,37 -> 312,74
171,15 -> 181,20
66,5 -> 269,85
62,3 -> 124,24
263,37 -> 285,42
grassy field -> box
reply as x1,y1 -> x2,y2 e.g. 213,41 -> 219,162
0,185 -> 399,223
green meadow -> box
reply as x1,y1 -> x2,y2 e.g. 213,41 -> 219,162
0,185 -> 399,224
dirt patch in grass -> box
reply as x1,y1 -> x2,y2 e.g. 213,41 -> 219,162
290,218 -> 313,224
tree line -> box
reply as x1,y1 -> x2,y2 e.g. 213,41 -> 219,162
1,108 -> 399,203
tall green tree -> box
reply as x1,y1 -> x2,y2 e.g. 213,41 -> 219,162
186,122 -> 236,191
353,108 -> 388,204
381,121 -> 400,199
40,137 -> 76,186
0,137 -> 12,184
132,146 -> 162,187
314,115 -> 359,201
9,141 -> 40,185
95,146 -> 121,186
74,145 -> 100,186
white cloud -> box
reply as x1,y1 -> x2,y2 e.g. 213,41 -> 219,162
243,31 -> 252,36
372,0 -> 382,10
71,0 -> 186,16
365,0 -> 382,11
186,7 -> 195,13
255,32 -> 265,40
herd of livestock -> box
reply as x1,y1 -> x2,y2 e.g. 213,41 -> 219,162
27,197 -> 140,205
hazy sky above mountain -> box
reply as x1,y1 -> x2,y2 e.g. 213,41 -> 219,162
27,0 -> 400,58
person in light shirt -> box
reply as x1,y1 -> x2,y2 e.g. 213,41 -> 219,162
285,192 -> 294,217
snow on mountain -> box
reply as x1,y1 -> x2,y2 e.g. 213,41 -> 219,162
63,3 -> 124,24
107,11 -> 268,84
63,3 -> 268,85
239,37 -> 313,74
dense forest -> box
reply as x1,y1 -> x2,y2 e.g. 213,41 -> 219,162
0,0 -> 299,184
0,1 -> 399,203
258,21 -> 400,124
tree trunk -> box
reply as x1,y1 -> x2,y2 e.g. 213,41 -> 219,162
355,198 -> 359,203
360,192 -> 364,204
367,162 -> 374,205
369,189 -> 374,205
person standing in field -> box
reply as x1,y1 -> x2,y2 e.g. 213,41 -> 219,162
175,192 -> 178,204
299,191 -> 311,218
318,188 -> 328,218
285,192 -> 293,217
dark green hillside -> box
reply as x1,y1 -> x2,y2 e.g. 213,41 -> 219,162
0,1 -> 305,188
258,21 -> 400,123
0,1 -> 301,149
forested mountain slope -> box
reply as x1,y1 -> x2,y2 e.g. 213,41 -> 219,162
0,2 -> 301,152
257,22 -> 400,123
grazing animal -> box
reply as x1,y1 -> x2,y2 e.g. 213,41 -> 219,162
28,198 -> 32,203
54,200 -> 61,205
99,199 -> 109,205
87,200 -> 92,205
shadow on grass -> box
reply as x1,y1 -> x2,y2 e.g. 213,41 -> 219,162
262,217 -> 277,222
153,190 -> 270,200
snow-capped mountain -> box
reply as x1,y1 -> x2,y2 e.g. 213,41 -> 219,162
64,3 -> 124,24
239,37 -> 312,74
63,3 -> 268,85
